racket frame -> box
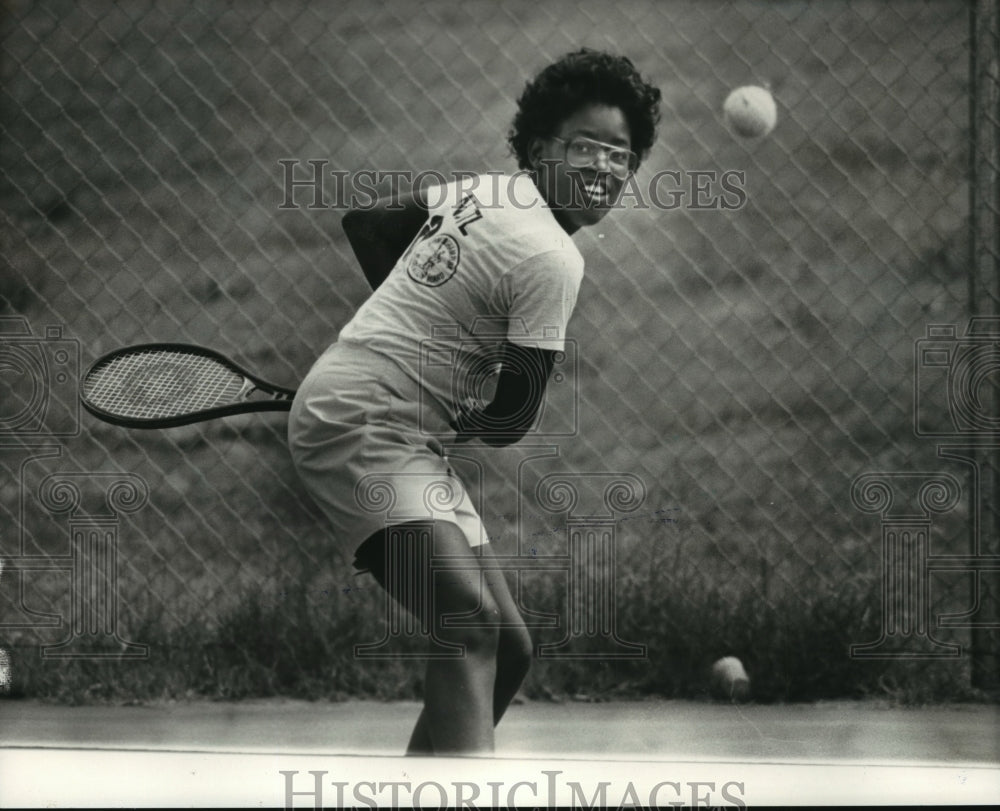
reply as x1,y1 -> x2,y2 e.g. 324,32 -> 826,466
80,342 -> 297,429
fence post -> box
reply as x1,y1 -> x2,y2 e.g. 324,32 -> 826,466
969,0 -> 1000,690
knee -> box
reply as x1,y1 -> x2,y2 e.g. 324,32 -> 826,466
437,589 -> 502,655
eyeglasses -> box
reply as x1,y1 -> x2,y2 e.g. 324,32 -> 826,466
550,135 -> 638,179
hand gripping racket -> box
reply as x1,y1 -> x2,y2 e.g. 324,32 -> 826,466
80,343 -> 296,428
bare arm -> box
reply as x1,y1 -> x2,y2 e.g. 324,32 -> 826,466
341,188 -> 428,290
451,342 -> 558,447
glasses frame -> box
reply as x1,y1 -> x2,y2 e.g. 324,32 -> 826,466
549,135 -> 638,180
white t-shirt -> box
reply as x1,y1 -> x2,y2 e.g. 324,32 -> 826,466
336,173 -> 585,418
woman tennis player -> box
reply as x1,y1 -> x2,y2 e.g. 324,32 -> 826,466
288,49 -> 660,755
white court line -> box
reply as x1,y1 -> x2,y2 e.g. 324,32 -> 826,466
3,741 -> 998,769
1,746 -> 998,807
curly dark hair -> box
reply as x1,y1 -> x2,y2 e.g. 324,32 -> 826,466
508,49 -> 661,171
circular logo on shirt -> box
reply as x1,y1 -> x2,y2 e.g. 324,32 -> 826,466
406,234 -> 460,287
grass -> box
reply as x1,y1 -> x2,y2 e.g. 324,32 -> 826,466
1,0 -> 991,705
5,554 -> 984,706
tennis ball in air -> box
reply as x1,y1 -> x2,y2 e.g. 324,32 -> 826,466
710,656 -> 751,702
723,86 -> 777,139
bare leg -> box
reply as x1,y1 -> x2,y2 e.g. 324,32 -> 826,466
420,535 -> 499,754
364,521 -> 500,755
403,544 -> 532,752
479,544 -> 533,725
406,707 -> 432,754
406,564 -> 532,755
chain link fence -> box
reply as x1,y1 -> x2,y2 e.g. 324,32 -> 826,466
1,0 -> 996,703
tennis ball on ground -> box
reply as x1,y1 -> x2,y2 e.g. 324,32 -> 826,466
723,86 -> 777,139
710,656 -> 751,702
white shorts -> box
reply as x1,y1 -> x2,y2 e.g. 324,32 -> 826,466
287,341 -> 488,557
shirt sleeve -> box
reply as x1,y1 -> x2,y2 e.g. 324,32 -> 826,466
494,248 -> 584,350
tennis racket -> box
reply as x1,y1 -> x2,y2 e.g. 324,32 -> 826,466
80,343 -> 296,428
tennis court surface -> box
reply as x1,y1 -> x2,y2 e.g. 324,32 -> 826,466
2,698 -> 997,806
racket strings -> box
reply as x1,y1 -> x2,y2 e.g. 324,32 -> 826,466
83,350 -> 247,419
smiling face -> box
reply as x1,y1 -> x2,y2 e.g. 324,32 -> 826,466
529,103 -> 634,234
